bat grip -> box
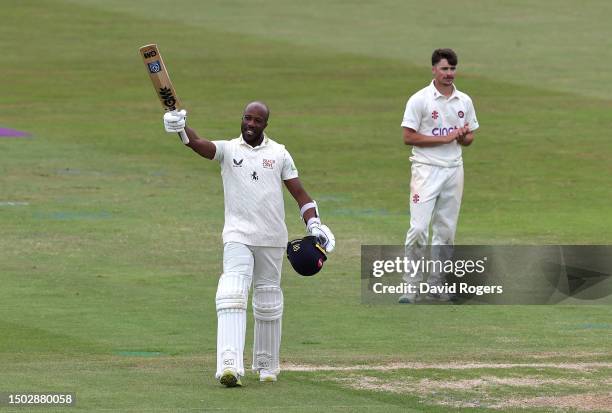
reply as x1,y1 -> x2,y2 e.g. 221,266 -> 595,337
178,130 -> 189,145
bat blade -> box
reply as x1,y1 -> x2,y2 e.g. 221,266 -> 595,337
139,44 -> 189,144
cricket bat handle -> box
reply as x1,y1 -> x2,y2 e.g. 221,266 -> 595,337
178,130 -> 189,145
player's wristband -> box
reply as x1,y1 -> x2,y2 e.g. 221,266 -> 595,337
300,201 -> 318,218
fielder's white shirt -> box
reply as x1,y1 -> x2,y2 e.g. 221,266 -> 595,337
213,134 -> 299,247
401,80 -> 479,167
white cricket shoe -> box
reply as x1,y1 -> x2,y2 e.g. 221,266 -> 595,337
259,370 -> 277,382
219,369 -> 242,387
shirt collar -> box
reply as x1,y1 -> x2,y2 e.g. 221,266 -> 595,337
239,133 -> 269,149
429,80 -> 459,100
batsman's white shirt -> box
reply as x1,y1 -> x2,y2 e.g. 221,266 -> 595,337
401,80 -> 479,167
213,134 -> 298,247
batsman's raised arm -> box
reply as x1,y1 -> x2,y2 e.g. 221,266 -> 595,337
163,110 -> 216,159
184,126 -> 217,159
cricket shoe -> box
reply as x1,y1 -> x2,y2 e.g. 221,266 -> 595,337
259,370 -> 277,383
219,369 -> 242,387
398,293 -> 420,304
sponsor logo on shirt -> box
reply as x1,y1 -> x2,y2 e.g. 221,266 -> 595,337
263,159 -> 275,169
233,158 -> 243,167
432,126 -> 458,136
251,171 -> 259,181
458,110 -> 465,118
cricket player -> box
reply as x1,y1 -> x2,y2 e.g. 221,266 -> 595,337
163,101 -> 335,386
399,48 -> 479,303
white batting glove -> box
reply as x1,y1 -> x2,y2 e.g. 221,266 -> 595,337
163,109 -> 187,133
307,219 -> 335,253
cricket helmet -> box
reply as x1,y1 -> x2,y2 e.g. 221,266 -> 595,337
286,236 -> 327,276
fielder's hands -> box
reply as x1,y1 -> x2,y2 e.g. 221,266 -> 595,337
448,125 -> 470,143
163,109 -> 187,133
455,124 -> 474,146
307,221 -> 335,253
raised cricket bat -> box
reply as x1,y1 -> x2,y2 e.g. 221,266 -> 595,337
139,44 -> 189,144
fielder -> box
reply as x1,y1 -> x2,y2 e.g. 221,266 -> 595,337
399,48 -> 479,303
163,101 -> 335,386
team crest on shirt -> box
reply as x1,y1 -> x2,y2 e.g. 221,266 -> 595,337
431,110 -> 439,120
251,171 -> 259,181
262,159 -> 275,169
412,193 -> 420,203
458,111 -> 465,118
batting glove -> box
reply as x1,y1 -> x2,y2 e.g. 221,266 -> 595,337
307,219 -> 335,253
163,109 -> 187,133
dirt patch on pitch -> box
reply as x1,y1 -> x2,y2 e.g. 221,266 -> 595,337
335,375 -> 599,392
334,375 -> 612,411
336,376 -> 406,393
284,361 -> 612,372
419,376 -> 592,389
525,351 -> 611,360
492,392 -> 612,411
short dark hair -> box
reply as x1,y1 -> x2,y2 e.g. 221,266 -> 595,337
432,48 -> 458,66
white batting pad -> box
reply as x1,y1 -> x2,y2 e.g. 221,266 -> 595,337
252,286 -> 283,374
215,244 -> 253,379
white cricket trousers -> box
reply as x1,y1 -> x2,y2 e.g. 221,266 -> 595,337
215,242 -> 284,379
404,162 -> 463,286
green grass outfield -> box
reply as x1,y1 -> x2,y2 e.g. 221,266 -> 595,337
1,1 -> 611,411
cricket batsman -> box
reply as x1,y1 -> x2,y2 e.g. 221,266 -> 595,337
399,48 -> 479,303
163,101 -> 335,386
